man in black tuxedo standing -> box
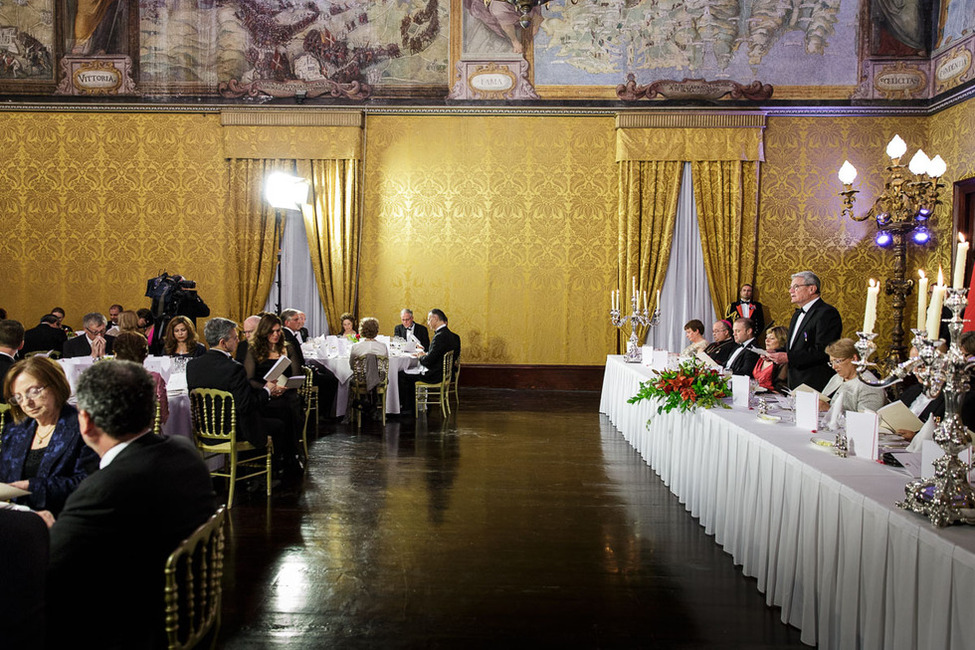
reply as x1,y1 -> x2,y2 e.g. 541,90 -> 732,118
766,271 -> 843,391
22,314 -> 67,355
394,308 -> 430,350
61,312 -> 115,359
725,317 -> 760,376
398,309 -> 460,414
45,360 -> 217,649
0,319 -> 24,385
726,283 -> 766,334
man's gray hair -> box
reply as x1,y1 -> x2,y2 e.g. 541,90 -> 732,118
281,309 -> 300,322
82,312 -> 108,328
791,271 -> 821,294
401,308 -> 413,317
76,360 -> 155,439
203,317 -> 238,348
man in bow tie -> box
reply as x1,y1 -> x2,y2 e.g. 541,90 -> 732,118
394,308 -> 430,350
766,271 -> 842,391
725,284 -> 765,334
725,318 -> 760,376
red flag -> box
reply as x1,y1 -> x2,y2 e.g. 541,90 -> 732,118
963,263 -> 975,332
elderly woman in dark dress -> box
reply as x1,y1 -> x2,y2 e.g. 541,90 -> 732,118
0,357 -> 97,515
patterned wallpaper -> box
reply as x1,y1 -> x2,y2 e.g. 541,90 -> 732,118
757,114 -> 939,353
0,112 -> 235,328
359,115 -> 619,365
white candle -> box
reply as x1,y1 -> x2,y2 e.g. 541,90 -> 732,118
656,289 -> 661,308
916,270 -> 928,332
954,234 -> 969,289
926,268 -> 946,339
863,279 -> 879,334
643,291 -> 648,311
632,276 -> 636,298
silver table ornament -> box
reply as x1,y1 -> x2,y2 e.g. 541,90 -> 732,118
610,293 -> 660,364
855,287 -> 975,527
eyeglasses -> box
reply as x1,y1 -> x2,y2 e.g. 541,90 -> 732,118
829,358 -> 851,367
788,283 -> 812,292
8,385 -> 46,406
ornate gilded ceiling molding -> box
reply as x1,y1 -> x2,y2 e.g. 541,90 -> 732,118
219,110 -> 363,127
615,112 -> 767,129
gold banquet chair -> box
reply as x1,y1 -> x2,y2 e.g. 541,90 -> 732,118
449,358 -> 461,405
164,506 -> 226,650
189,388 -> 272,508
415,350 -> 454,418
299,366 -> 319,457
349,354 -> 389,429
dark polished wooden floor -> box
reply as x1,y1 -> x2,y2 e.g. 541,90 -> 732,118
216,389 -> 808,649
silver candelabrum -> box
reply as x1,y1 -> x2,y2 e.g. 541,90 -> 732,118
610,294 -> 660,363
854,287 -> 975,528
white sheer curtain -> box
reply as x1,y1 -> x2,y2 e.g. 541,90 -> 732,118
643,162 -> 717,353
263,210 -> 330,336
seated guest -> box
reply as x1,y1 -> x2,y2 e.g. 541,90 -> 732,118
116,310 -> 140,334
704,320 -> 736,366
0,357 -> 97,516
752,326 -> 789,393
186,318 -> 288,458
398,309 -> 461,414
680,319 -> 708,357
820,338 -> 885,413
164,315 -> 207,358
725,318 -> 760,376
281,309 -> 339,416
50,307 -> 73,335
339,312 -> 359,341
107,303 -> 123,327
0,509 -> 49,647
895,332 -> 975,440
61,312 -> 114,359
242,313 -> 303,472
0,319 -> 25,385
46,360 -> 217,649
281,309 -> 307,347
113,331 -> 168,426
22,315 -> 67,356
349,317 -> 388,419
394,308 -> 430,349
234,314 -> 261,363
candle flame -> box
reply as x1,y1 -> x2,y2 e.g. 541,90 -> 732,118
918,269 -> 926,279
938,267 -> 945,285
960,233 -> 967,243
869,278 -> 877,288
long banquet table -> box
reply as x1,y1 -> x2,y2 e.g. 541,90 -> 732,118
600,355 -> 975,650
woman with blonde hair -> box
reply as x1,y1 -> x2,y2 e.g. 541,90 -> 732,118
820,338 -> 885,412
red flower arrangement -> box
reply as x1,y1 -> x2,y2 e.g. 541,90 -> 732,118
628,359 -> 731,415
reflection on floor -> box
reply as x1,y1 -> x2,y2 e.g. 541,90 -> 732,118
217,389 -> 806,648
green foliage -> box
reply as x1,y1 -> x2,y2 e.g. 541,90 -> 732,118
627,359 -> 731,415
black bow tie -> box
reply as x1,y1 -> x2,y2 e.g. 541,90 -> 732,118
795,308 -> 804,315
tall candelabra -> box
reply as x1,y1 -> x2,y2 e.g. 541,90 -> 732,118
839,135 -> 946,363
854,287 -> 975,528
610,294 -> 660,363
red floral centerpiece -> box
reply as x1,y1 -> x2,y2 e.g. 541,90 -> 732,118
628,359 -> 731,415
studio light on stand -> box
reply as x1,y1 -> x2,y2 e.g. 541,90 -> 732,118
838,134 -> 946,363
265,172 -> 311,315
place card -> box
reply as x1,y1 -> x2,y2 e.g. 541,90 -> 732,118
795,391 -> 820,431
652,349 -> 669,370
846,410 -> 879,461
641,345 -> 654,367
731,375 -> 751,408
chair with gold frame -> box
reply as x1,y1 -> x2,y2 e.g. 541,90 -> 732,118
448,358 -> 461,405
164,505 -> 226,650
415,350 -> 454,418
189,388 -> 272,508
298,366 -> 318,457
349,355 -> 389,429
153,400 -> 163,436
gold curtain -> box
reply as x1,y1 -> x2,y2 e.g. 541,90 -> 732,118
618,160 -> 684,346
298,159 -> 361,333
692,161 -> 760,321
228,158 -> 290,321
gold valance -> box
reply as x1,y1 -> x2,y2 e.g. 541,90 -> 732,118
223,125 -> 362,160
615,113 -> 765,162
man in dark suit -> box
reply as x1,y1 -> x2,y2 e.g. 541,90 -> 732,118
281,309 -> 338,416
767,271 -> 843,391
45,360 -> 217,649
22,314 -> 67,355
398,309 -> 461,413
61,312 -> 115,359
725,317 -> 760,377
725,283 -> 766,334
394,308 -> 430,350
0,509 -> 49,647
0,318 -> 24,385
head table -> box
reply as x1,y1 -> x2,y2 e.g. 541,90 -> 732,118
600,354 -> 975,650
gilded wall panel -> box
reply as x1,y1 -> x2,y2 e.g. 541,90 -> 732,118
360,115 -> 619,365
0,112 -> 234,327
757,114 -> 937,355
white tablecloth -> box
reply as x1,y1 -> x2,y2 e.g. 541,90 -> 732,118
306,354 -> 417,416
600,355 -> 975,650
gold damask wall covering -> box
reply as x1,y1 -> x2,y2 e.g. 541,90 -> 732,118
758,114 -> 932,354
0,112 -> 235,326
359,115 -> 619,365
